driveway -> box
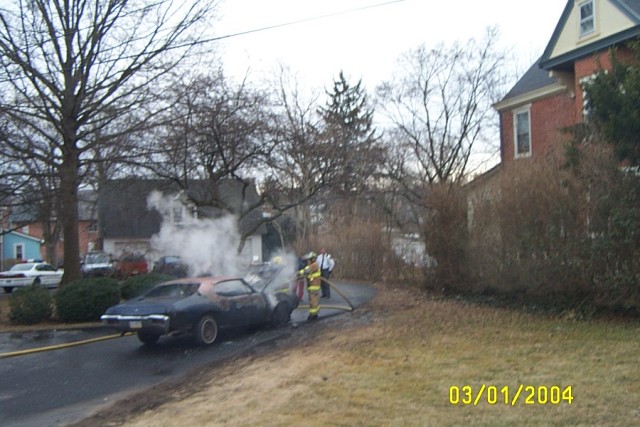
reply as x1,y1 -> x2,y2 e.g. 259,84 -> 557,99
0,281 -> 375,427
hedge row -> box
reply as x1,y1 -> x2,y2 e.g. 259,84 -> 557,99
7,273 -> 174,325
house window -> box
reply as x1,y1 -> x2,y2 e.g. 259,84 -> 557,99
580,74 -> 599,121
172,205 -> 184,225
14,243 -> 24,260
88,222 -> 98,233
514,107 -> 532,158
579,0 -> 595,37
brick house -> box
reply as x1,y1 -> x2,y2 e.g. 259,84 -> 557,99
494,0 -> 640,165
467,0 -> 640,232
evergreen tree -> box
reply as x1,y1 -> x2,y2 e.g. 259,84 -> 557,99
586,42 -> 640,164
318,71 -> 382,195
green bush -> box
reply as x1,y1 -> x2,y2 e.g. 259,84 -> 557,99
119,273 -> 174,300
54,277 -> 120,322
9,285 -> 53,325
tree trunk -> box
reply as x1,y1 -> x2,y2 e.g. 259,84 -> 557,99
42,217 -> 58,267
60,149 -> 81,284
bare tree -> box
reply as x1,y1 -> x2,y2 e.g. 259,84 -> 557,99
141,69 -> 277,250
264,69 -> 337,241
148,70 -> 273,186
0,0 -> 216,282
377,28 -> 507,190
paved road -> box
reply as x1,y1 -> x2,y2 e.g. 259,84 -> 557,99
0,281 -> 375,427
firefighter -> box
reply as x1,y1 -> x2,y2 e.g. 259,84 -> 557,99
298,251 -> 321,321
292,256 -> 306,301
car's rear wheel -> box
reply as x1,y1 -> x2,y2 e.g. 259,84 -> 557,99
2,287 -> 13,294
33,277 -> 41,286
137,331 -> 160,345
271,302 -> 291,328
194,315 -> 218,345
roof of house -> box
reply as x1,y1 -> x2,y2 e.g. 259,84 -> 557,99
5,189 -> 97,224
498,0 -> 640,109
540,0 -> 640,70
3,230 -> 42,243
501,60 -> 556,101
78,190 -> 98,221
494,58 -> 569,111
99,179 -> 267,239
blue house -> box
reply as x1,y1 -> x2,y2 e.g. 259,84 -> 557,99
1,230 -> 42,270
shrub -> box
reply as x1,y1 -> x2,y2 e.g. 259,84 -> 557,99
119,273 -> 174,300
54,277 -> 120,322
423,183 -> 468,292
466,142 -> 640,314
9,285 -> 53,324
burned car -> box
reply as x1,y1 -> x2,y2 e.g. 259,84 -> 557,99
101,271 -> 298,346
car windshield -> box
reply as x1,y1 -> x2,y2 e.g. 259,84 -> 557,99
163,256 -> 181,264
85,254 -> 109,264
244,264 -> 292,292
10,264 -> 34,271
145,283 -> 200,298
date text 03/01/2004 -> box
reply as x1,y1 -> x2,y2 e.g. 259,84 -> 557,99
449,385 -> 574,406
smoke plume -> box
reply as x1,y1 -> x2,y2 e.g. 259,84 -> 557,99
147,191 -> 243,277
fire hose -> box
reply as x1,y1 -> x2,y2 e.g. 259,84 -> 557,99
295,277 -> 355,312
0,332 -> 133,359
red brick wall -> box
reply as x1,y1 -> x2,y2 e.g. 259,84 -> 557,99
500,91 -> 577,164
23,220 -> 98,262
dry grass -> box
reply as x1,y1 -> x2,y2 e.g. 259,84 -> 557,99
89,284 -> 640,427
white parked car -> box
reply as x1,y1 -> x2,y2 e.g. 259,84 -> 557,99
0,262 -> 63,293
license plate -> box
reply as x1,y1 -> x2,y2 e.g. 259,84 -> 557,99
129,321 -> 142,329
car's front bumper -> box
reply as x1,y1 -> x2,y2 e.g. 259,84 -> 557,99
100,314 -> 170,335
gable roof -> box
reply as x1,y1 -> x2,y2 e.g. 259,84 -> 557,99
4,230 -> 42,243
497,0 -> 640,111
99,179 -> 266,239
494,59 -> 567,111
540,0 -> 640,71
504,61 -> 556,99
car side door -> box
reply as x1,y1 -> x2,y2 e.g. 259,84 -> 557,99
213,279 -> 268,327
35,264 -> 60,286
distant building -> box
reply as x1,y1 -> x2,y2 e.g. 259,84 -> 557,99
98,179 -> 269,266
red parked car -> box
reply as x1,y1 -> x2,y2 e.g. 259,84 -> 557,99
116,254 -> 148,279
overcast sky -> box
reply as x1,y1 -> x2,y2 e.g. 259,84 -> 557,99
212,0 -> 567,92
